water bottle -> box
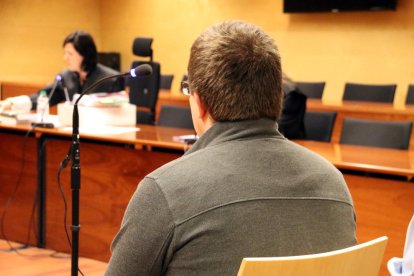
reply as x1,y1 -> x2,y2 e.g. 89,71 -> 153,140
37,90 -> 49,123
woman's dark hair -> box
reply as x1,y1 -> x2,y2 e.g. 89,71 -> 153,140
63,31 -> 97,73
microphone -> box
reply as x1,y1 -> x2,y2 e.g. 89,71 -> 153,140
48,74 -> 62,102
129,63 -> 152,78
58,74 -> 71,102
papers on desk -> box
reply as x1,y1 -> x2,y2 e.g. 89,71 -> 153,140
0,113 -> 63,128
57,102 -> 136,127
60,126 -> 140,136
173,134 -> 198,144
0,112 -> 35,125
73,91 -> 129,107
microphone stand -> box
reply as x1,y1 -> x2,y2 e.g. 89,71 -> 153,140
67,64 -> 151,275
69,73 -> 128,276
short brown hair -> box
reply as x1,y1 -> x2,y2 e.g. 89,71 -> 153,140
188,20 -> 283,121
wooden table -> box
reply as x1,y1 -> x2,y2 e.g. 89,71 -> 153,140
158,94 -> 414,149
1,123 -> 413,276
5,80 -> 414,148
294,140 -> 414,179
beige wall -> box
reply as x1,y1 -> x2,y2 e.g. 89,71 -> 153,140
1,0 -> 414,104
0,0 -> 102,84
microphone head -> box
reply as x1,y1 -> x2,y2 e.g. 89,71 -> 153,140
130,64 -> 153,77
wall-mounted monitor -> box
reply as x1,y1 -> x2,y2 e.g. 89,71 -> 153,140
283,0 -> 397,13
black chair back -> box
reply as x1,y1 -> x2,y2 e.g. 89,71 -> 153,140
97,52 -> 121,71
128,37 -> 161,125
405,84 -> 414,104
340,118 -> 412,149
132,37 -> 153,61
129,61 -> 161,125
342,83 -> 396,103
157,105 -> 194,130
304,111 -> 337,142
296,81 -> 325,99
160,74 -> 174,90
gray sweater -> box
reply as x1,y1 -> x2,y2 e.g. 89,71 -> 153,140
106,119 -> 356,276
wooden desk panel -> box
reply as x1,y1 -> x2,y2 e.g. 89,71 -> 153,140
44,137 -> 184,262
0,130 -> 38,246
345,174 -> 414,276
0,81 -> 43,100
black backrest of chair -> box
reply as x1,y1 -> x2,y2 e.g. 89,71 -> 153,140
157,105 -> 194,130
296,82 -> 326,99
97,52 -> 121,71
128,61 -> 161,120
405,84 -> 414,104
132,37 -> 153,61
304,111 -> 337,142
137,110 -> 154,125
342,83 -> 396,103
160,74 -> 174,90
340,118 -> 412,149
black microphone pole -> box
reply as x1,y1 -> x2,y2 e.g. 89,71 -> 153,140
69,64 -> 152,276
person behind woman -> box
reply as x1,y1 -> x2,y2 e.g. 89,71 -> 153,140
0,31 -> 124,112
278,73 -> 307,139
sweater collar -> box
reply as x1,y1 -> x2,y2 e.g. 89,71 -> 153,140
185,118 -> 284,155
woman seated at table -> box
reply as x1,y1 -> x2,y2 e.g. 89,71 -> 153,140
0,31 -> 124,113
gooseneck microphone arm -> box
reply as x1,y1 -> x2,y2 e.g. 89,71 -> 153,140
68,64 -> 152,276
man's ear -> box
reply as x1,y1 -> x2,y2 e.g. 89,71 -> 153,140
193,92 -> 208,119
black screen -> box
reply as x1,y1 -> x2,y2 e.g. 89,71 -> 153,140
284,0 -> 397,13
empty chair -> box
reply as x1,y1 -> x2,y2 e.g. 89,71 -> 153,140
304,111 -> 337,142
157,105 -> 194,130
160,74 -> 174,90
97,52 -> 121,71
238,236 -> 388,276
128,37 -> 161,125
405,84 -> 414,104
340,118 -> 412,149
342,82 -> 396,103
296,81 -> 326,99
